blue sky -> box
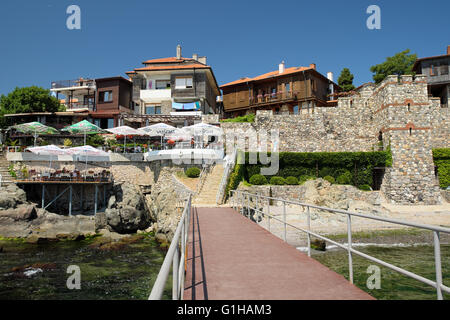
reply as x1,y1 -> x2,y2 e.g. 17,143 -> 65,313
0,0 -> 449,96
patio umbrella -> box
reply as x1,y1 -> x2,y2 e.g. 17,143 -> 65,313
61,120 -> 106,145
25,144 -> 68,171
25,144 -> 67,155
10,121 -> 59,147
165,128 -> 192,142
138,123 -> 177,148
65,145 -> 109,172
183,123 -> 223,148
106,126 -> 147,153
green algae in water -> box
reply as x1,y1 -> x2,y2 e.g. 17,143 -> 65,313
0,236 -> 172,300
312,244 -> 450,300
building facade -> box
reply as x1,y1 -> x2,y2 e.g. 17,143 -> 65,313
124,45 -> 220,127
50,76 -> 134,128
412,45 -> 450,108
220,62 -> 340,117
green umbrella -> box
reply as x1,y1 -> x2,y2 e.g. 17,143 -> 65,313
10,121 -> 59,147
61,120 -> 106,145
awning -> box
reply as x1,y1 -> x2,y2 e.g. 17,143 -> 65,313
172,101 -> 201,110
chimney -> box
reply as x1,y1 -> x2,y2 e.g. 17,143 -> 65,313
309,63 -> 316,70
327,72 -> 334,82
198,56 -> 207,65
192,53 -> 198,61
447,45 -> 450,55
279,61 -> 285,74
327,72 -> 334,100
176,44 -> 182,60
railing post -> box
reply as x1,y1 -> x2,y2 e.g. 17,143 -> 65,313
267,197 -> 271,233
433,231 -> 443,300
283,201 -> 287,242
256,194 -> 259,223
172,245 -> 179,300
307,206 -> 311,257
247,193 -> 251,218
347,214 -> 353,284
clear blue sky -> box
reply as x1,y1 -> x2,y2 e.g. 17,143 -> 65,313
0,0 -> 449,96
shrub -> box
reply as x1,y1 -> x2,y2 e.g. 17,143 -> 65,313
358,184 -> 372,191
86,134 -> 105,147
285,176 -> 298,185
323,175 -> 335,184
63,138 -> 73,147
433,148 -> 450,189
186,167 -> 201,178
221,114 -> 255,123
269,176 -> 286,185
336,172 -> 353,185
249,174 -> 267,185
319,167 -> 334,178
299,175 -> 315,184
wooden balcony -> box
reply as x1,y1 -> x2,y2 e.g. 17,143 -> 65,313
249,90 -> 297,107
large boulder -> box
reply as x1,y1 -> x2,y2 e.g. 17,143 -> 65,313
0,184 -> 27,210
0,204 -> 37,221
105,182 -> 150,233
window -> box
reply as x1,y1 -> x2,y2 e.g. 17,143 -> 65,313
430,65 -> 438,76
99,90 -> 113,102
175,77 -> 193,89
107,119 -> 115,128
145,105 -> 162,114
285,83 -> 290,92
441,64 -> 449,75
156,80 -> 171,89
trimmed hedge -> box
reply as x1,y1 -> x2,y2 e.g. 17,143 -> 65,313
270,176 -> 286,185
243,151 -> 392,189
323,175 -> 335,184
433,148 -> 450,189
186,167 -> 201,178
249,174 -> 267,185
285,176 -> 299,185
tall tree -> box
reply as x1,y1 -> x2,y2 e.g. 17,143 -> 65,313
338,68 -> 355,92
0,86 -> 65,127
370,49 -> 417,84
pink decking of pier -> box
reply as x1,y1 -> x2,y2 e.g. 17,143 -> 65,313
184,207 -> 374,300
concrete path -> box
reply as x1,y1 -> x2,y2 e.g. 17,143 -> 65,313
184,207 -> 374,300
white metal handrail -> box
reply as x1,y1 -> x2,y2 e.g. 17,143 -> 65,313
149,194 -> 192,300
230,190 -> 450,300
216,148 -> 238,204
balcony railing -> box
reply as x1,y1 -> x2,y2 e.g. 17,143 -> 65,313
64,102 -> 95,110
250,90 -> 296,105
51,79 -> 96,90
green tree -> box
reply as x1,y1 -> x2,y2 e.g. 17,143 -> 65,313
337,68 -> 356,92
370,49 -> 417,84
0,86 -> 65,127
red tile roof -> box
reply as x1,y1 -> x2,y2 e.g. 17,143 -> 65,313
142,56 -> 196,64
134,63 -> 211,72
220,66 -> 313,88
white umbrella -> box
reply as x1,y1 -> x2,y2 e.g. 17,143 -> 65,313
183,123 -> 223,148
106,126 -> 147,153
66,145 -> 109,172
138,123 -> 177,136
138,123 -> 177,148
25,145 -> 68,171
25,145 -> 67,155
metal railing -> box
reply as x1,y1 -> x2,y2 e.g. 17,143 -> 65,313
230,190 -> 450,300
216,148 -> 237,204
195,164 -> 212,196
149,194 -> 192,300
51,79 -> 96,89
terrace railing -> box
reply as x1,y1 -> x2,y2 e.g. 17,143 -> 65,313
230,190 -> 450,300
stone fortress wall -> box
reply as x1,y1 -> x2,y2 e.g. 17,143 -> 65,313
219,75 -> 450,205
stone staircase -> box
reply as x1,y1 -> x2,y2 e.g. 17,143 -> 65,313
193,164 -> 224,206
0,154 -> 14,186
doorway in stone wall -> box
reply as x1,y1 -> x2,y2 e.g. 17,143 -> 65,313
372,167 -> 385,190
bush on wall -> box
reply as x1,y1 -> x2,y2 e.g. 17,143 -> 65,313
243,151 -> 392,188
433,148 -> 450,189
